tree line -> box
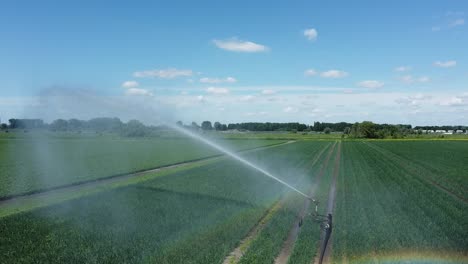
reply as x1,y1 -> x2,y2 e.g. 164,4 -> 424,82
2,118 -> 466,138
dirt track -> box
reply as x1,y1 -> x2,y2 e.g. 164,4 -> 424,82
317,141 -> 341,264
274,142 -> 337,264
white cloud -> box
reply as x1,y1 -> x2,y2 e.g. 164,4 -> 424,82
240,95 -> 255,102
394,66 -> 411,72
200,76 -> 237,84
121,81 -> 139,88
133,68 -> 193,78
196,95 -> 205,102
261,89 -> 276,95
125,88 -> 153,96
205,87 -> 230,95
283,106 -> 299,113
433,60 -> 457,68
213,38 -> 269,52
304,69 -> 317,76
418,76 -> 430,83
440,96 -> 465,106
431,26 -> 441,32
320,70 -> 349,78
398,75 -> 430,84
303,28 -> 318,41
449,18 -> 465,27
357,80 -> 385,89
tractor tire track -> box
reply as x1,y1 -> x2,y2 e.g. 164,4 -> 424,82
0,141 -> 296,212
316,141 -> 341,264
274,142 -> 338,264
224,142 -> 332,264
363,141 -> 467,203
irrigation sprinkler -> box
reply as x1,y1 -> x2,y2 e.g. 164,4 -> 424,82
304,199 -> 333,264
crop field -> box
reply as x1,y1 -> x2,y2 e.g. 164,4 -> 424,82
0,140 -> 330,263
0,136 -> 284,198
0,137 -> 467,264
332,141 -> 468,263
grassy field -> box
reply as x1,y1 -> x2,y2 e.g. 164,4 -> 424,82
1,134 -> 467,264
0,141 -> 329,263
0,135 -> 284,198
332,141 -> 468,263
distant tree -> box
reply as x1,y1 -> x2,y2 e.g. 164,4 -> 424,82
359,121 -> 377,138
191,122 -> 200,130
176,121 -> 183,126
121,120 -> 147,137
68,119 -> 84,131
8,119 -> 19,129
324,127 -> 332,134
0,123 -> 7,130
343,127 -> 351,135
201,121 -> 213,130
50,119 -> 69,131
213,121 -> 222,131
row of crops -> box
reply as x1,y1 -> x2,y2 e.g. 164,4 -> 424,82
0,136 -> 285,198
0,141 -> 331,263
332,141 -> 468,263
1,139 -> 466,263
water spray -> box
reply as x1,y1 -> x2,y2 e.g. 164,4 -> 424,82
169,124 -> 314,200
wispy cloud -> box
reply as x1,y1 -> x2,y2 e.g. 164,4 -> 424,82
357,80 -> 384,89
125,88 -> 153,96
205,87 -> 230,95
433,60 -> 457,68
449,18 -> 465,27
304,69 -> 317,76
200,77 -> 237,84
121,81 -> 139,88
394,66 -> 412,72
439,96 -> 465,106
213,38 -> 269,52
261,89 -> 276,95
303,28 -> 318,41
283,106 -> 299,113
320,70 -> 349,78
398,75 -> 430,84
133,68 -> 193,78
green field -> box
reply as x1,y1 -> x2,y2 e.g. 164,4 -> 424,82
0,135 -> 284,198
0,135 -> 467,264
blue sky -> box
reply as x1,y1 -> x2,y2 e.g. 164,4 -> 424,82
0,0 -> 467,125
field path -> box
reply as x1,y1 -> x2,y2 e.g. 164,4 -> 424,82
0,140 -> 296,217
274,141 -> 338,264
363,141 -> 467,203
224,142 -> 332,264
315,141 -> 341,264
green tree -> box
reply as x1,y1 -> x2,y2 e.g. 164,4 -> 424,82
201,121 -> 213,130
359,121 -> 377,138
213,121 -> 222,131
324,127 -> 332,134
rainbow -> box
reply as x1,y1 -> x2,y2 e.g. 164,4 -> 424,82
336,250 -> 468,264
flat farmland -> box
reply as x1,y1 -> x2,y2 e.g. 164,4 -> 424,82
332,141 -> 468,263
0,136 -> 285,198
0,140 -> 330,263
1,138 -> 467,264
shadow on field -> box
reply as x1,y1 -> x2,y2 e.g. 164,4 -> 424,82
134,186 -> 255,208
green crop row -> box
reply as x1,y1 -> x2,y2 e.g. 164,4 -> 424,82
332,142 -> 468,263
0,140 -> 330,263
238,142 -> 335,264
0,136 -> 284,198
287,142 -> 340,264
369,140 -> 468,200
